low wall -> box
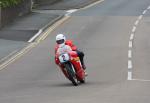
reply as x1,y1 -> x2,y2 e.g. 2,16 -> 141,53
0,0 -> 32,28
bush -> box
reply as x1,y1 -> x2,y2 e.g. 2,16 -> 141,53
0,0 -> 23,8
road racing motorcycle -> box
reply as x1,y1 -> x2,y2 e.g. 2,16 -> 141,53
56,51 -> 86,86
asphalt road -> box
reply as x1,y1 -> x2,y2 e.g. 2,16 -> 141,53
0,0 -> 150,103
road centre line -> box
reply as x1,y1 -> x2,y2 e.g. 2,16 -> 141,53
132,79 -> 150,82
143,10 -> 147,14
128,60 -> 132,69
128,50 -> 132,58
128,72 -> 132,80
134,20 -> 139,26
128,5 -> 150,81
129,41 -> 133,48
130,33 -> 134,40
132,26 -> 136,33
138,15 -> 143,20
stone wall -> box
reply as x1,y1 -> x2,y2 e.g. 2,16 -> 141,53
0,0 -> 32,28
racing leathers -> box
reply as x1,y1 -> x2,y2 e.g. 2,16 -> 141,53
55,40 -> 86,70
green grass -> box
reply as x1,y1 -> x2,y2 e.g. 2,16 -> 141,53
0,0 -> 23,8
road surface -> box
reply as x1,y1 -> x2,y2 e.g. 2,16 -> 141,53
0,0 -> 150,103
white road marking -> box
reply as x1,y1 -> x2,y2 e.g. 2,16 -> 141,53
66,9 -> 78,16
138,15 -> 143,20
128,60 -> 132,69
132,79 -> 150,82
66,9 -> 78,13
130,33 -> 134,40
134,20 -> 139,26
127,6 -> 150,81
128,72 -> 132,80
128,50 -> 132,58
132,26 -> 136,33
28,29 -> 43,42
143,10 -> 147,14
129,41 -> 133,48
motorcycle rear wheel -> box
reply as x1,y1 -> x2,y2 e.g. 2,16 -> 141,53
80,79 -> 85,83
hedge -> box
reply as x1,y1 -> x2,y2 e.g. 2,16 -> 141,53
0,0 -> 23,8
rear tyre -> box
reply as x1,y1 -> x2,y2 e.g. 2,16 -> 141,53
80,79 -> 85,83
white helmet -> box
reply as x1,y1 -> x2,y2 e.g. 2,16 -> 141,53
56,34 -> 66,45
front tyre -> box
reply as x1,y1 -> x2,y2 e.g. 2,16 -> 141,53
65,63 -> 78,86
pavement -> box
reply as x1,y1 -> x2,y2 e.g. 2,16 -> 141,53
0,0 -> 100,64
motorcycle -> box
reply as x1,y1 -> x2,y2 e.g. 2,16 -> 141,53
56,51 -> 86,86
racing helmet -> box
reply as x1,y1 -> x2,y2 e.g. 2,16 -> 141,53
56,34 -> 66,44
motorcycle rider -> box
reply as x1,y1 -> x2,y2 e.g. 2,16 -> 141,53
55,34 -> 87,75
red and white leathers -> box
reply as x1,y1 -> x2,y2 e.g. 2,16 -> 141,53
55,40 -> 77,65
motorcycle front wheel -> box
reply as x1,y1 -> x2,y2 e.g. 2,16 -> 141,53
64,62 -> 78,86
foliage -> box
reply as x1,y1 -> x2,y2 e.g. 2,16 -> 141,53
0,0 -> 23,8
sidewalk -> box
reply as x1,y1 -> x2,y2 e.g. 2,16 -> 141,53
0,12 -> 62,41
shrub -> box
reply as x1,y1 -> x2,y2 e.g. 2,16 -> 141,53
0,0 -> 23,8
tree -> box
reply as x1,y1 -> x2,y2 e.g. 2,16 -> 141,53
0,0 -> 23,8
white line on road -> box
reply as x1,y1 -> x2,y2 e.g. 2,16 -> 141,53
66,9 -> 78,16
138,15 -> 143,20
127,6 -> 150,81
28,29 -> 43,42
132,79 -> 150,82
128,72 -> 132,80
143,10 -> 147,15
129,41 -> 133,48
134,20 -> 139,26
132,26 -> 136,33
128,50 -> 132,58
130,33 -> 134,40
128,60 -> 132,69
66,9 -> 78,13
